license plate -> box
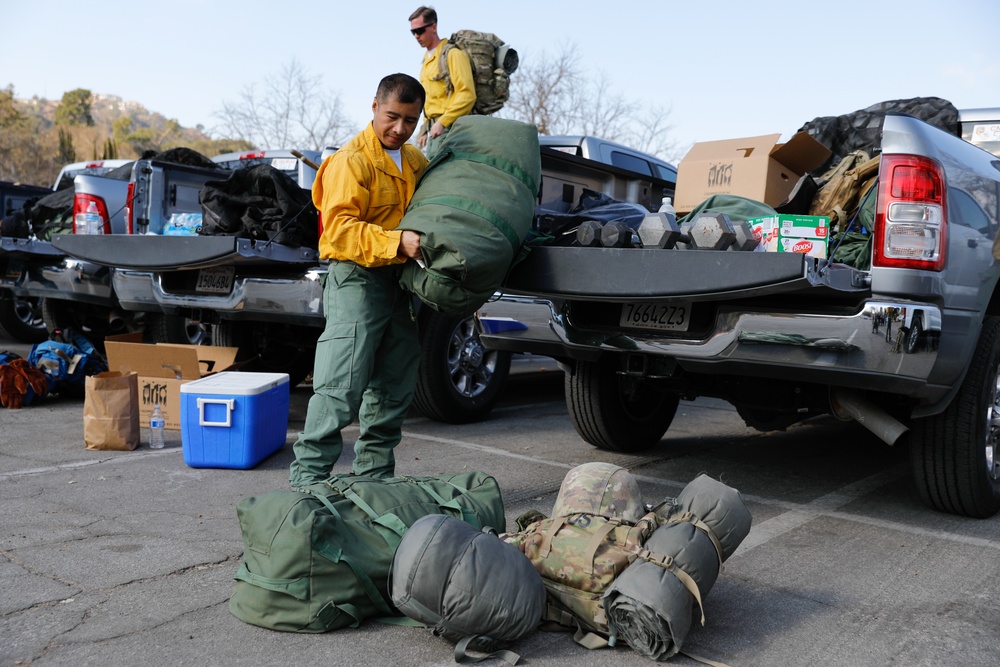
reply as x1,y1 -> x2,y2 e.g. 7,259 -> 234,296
195,266 -> 235,294
619,302 -> 691,332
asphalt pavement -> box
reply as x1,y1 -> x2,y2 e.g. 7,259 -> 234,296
2,333 -> 998,667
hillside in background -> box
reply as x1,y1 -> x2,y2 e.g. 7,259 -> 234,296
2,89 -> 251,187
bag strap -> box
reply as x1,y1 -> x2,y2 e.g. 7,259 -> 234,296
307,490 -> 398,618
669,511 -> 724,569
634,549 -> 707,626
540,605 -> 614,650
233,562 -> 310,601
582,517 -> 624,574
413,479 -> 482,529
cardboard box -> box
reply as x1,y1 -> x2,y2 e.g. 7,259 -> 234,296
180,371 -> 290,469
673,131 -> 831,213
749,214 -> 830,259
104,333 -> 239,430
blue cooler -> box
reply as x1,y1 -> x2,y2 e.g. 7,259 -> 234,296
180,371 -> 290,469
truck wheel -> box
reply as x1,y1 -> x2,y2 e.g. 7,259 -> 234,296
565,355 -> 678,452
412,310 -> 511,424
213,320 -> 316,388
909,316 -> 1000,518
904,315 -> 922,354
144,314 -> 210,346
0,294 -> 48,343
40,298 -> 130,351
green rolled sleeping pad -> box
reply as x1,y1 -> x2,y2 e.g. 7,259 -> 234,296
398,115 -> 541,319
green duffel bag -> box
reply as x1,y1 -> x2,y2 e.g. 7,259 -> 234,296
229,472 -> 505,633
397,115 -> 541,319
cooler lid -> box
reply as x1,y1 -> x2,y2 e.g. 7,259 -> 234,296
180,371 -> 289,396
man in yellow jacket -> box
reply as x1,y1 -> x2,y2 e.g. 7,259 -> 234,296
409,5 -> 476,158
289,73 -> 429,486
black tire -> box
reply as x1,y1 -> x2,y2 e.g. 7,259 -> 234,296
909,316 -> 1000,518
565,355 -> 679,453
412,310 -> 511,424
213,320 -> 316,388
904,316 -> 922,354
144,313 -> 210,346
0,294 -> 48,343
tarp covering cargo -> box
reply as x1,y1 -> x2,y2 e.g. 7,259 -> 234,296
602,474 -> 752,660
397,115 -> 541,318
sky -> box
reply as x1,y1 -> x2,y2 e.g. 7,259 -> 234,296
3,0 -> 999,163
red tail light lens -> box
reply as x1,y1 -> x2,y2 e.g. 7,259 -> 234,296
240,151 -> 265,160
873,155 -> 946,271
73,194 -> 111,234
125,181 -> 135,234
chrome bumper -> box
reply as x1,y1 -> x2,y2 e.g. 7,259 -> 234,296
482,298 -> 958,400
113,269 -> 326,326
0,258 -> 114,307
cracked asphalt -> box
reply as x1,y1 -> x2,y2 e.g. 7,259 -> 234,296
2,333 -> 999,667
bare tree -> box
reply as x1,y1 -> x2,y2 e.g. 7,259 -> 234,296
500,44 -> 678,162
214,59 -> 354,150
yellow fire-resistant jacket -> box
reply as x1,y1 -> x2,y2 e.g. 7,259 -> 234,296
420,38 -> 476,128
314,123 -> 428,266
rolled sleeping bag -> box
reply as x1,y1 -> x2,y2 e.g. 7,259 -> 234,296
671,473 -> 753,562
390,514 -> 546,663
397,115 -> 541,319
602,475 -> 752,660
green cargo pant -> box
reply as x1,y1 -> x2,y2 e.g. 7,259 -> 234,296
289,260 -> 419,485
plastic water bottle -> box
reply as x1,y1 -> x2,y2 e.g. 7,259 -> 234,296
76,201 -> 104,235
658,196 -> 677,226
149,405 -> 165,449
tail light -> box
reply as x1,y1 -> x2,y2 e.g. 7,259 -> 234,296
873,155 -> 946,271
239,151 -> 265,160
124,181 -> 136,234
73,194 -> 111,234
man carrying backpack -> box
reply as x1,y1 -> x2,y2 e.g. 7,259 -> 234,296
409,5 -> 476,158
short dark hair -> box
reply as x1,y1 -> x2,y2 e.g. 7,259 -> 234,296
376,73 -> 426,108
408,5 -> 436,23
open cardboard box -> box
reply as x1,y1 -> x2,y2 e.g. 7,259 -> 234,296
104,333 -> 239,430
673,131 -> 831,213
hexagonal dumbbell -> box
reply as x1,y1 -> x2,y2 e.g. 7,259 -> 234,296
576,220 -> 603,247
637,212 -> 689,249
688,212 -> 736,251
600,220 -> 634,248
731,220 -> 760,251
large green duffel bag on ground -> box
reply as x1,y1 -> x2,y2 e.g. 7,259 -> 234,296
229,472 -> 505,633
398,115 -> 541,319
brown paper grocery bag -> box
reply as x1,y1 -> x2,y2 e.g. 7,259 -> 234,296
84,371 -> 140,451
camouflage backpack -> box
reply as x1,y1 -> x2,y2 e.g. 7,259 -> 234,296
503,462 -> 656,647
436,30 -> 519,115
808,150 -> 880,232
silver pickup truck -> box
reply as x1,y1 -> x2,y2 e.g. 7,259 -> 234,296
481,110 -> 1000,519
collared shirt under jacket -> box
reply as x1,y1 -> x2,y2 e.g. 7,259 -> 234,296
313,123 -> 428,267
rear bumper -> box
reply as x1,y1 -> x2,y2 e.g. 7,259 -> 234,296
113,268 -> 326,326
482,297 -> 954,402
0,257 -> 114,307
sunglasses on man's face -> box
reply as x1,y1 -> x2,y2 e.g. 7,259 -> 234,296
411,23 -> 434,36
